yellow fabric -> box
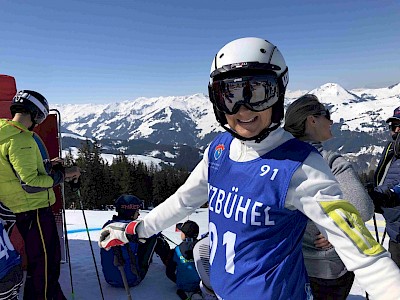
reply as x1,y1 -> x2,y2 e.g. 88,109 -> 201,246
0,119 -> 55,213
319,200 -> 385,256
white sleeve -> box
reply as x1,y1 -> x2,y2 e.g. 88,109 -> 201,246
136,147 -> 210,238
287,152 -> 400,300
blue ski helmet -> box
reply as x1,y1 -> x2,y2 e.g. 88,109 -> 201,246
115,194 -> 143,219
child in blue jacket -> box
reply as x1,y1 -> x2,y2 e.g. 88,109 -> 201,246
166,220 -> 201,300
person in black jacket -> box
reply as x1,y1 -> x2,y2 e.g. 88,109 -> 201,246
368,106 -> 400,268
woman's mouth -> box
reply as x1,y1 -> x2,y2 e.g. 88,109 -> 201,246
238,117 -> 257,123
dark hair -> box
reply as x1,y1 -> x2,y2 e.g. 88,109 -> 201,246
179,220 -> 199,239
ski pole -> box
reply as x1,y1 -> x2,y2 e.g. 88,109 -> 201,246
372,214 -> 380,244
381,228 -> 387,245
118,265 -> 133,300
61,194 -> 75,299
113,247 -> 133,300
161,233 -> 178,246
70,179 -> 105,300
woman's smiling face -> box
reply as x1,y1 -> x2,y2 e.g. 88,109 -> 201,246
225,105 -> 273,139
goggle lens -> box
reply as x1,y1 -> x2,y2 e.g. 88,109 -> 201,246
210,75 -> 280,114
390,123 -> 400,131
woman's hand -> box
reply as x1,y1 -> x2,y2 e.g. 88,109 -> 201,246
314,233 -> 333,249
51,157 -> 64,166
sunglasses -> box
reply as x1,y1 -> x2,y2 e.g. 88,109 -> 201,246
209,74 -> 280,114
390,123 -> 400,131
314,109 -> 331,121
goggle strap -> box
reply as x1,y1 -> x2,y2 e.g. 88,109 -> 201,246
14,93 -> 49,119
222,121 -> 281,143
210,62 -> 282,78
279,68 -> 289,90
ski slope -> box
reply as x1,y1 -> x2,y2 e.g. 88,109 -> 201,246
55,209 -> 386,299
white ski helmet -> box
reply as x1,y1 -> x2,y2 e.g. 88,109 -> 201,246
208,37 -> 289,142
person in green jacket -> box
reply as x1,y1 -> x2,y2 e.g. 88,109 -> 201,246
0,90 -> 80,300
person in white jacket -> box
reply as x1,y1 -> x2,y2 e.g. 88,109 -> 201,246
99,37 -> 400,300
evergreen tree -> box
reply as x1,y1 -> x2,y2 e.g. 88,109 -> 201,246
152,169 -> 169,207
63,141 -> 192,210
111,153 -> 132,195
63,148 -> 79,209
152,166 -> 189,207
76,139 -> 109,209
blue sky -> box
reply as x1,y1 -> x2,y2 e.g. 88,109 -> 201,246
1,0 -> 399,104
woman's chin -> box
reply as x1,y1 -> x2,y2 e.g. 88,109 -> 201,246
235,128 -> 262,139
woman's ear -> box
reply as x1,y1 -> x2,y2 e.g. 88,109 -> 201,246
306,115 -> 316,125
302,115 -> 317,140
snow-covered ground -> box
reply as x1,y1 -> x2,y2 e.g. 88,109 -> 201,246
52,209 -> 386,299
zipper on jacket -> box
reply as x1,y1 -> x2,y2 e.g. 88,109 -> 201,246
237,141 -> 247,161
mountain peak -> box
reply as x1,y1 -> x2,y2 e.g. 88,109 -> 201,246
388,82 -> 400,90
53,83 -> 399,149
309,83 -> 360,105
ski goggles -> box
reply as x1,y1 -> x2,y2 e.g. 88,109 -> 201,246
209,74 -> 280,115
389,123 -> 400,131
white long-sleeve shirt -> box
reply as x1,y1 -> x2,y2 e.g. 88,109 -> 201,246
137,127 -> 400,299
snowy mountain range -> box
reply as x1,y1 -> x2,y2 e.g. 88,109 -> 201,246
53,82 -> 400,172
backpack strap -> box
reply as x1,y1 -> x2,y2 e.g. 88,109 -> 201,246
137,236 -> 159,277
112,246 -> 125,267
112,242 -> 142,284
125,243 -> 142,281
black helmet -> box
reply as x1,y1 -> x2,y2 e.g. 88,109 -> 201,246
115,194 -> 143,220
10,90 -> 49,125
177,220 -> 199,239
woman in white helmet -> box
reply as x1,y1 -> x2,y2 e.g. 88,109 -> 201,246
99,37 -> 400,300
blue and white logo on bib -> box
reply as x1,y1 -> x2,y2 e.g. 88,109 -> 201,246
214,144 -> 225,160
